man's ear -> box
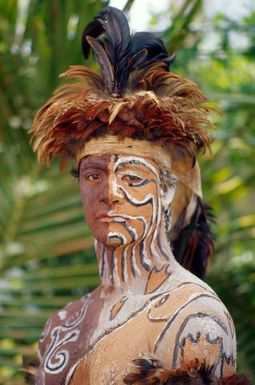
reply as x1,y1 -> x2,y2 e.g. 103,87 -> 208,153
161,175 -> 177,210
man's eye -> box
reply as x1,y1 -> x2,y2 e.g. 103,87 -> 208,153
86,173 -> 100,181
122,175 -> 143,185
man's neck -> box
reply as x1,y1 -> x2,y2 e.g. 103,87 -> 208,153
95,223 -> 176,293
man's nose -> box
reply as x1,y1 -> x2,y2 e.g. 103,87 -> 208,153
108,179 -> 123,205
99,176 -> 123,205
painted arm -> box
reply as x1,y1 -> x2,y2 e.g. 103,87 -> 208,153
124,285 -> 246,384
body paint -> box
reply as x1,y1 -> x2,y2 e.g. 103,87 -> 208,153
35,154 -> 236,385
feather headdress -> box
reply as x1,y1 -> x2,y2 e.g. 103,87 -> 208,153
30,6 -> 215,277
30,6 -> 212,166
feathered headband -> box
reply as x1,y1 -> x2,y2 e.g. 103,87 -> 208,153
30,6 -> 212,167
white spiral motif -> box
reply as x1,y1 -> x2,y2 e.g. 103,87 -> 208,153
43,296 -> 90,374
44,328 -> 79,374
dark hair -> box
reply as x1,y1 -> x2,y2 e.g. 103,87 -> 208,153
71,167 -> 79,178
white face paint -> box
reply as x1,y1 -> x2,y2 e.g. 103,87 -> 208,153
107,155 -> 176,250
80,153 -> 177,283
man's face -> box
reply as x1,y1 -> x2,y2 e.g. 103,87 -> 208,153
79,154 -> 162,247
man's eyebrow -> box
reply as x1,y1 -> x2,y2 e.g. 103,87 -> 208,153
80,159 -> 109,171
115,158 -> 160,179
116,159 -> 145,168
115,160 -> 153,173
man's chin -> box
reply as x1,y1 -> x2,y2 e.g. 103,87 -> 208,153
107,235 -> 123,248
96,234 -> 131,248
95,229 -> 138,248
94,234 -> 122,248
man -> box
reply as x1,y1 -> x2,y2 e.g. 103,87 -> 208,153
30,6 -> 249,385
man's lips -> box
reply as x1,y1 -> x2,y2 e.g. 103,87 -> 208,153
96,213 -> 126,223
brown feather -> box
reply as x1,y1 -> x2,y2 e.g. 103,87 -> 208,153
30,65 -> 213,166
124,358 -> 251,385
222,375 -> 252,385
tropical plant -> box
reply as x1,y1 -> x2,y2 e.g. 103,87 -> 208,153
0,1 -> 107,383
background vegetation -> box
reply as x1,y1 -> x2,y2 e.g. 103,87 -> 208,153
0,0 -> 254,383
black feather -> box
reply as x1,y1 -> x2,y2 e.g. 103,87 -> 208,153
81,18 -> 103,58
131,358 -> 161,372
130,32 -> 168,63
172,198 -> 215,280
81,6 -> 175,97
99,7 -> 130,55
86,36 -> 114,93
82,7 -> 130,64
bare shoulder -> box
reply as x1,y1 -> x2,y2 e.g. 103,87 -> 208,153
35,292 -> 98,385
148,267 -> 236,378
38,293 -> 91,360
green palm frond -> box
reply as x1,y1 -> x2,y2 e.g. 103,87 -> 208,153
0,1 -> 106,382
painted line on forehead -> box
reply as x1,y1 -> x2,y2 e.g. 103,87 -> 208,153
109,155 -> 116,170
107,155 -> 120,201
114,155 -> 161,180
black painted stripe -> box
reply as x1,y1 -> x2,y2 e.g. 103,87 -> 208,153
153,293 -> 224,352
120,187 -> 154,207
172,312 -> 229,368
157,234 -> 170,261
119,223 -> 137,281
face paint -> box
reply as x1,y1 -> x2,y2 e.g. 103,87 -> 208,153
108,155 -> 161,245
80,155 -> 165,242
79,154 -> 176,283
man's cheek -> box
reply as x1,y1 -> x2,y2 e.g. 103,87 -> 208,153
81,190 -> 96,206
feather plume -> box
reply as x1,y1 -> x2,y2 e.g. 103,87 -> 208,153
81,6 -> 174,97
171,198 -> 215,279
85,35 -> 114,93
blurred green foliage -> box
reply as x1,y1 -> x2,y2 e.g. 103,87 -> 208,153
0,1 -> 254,384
